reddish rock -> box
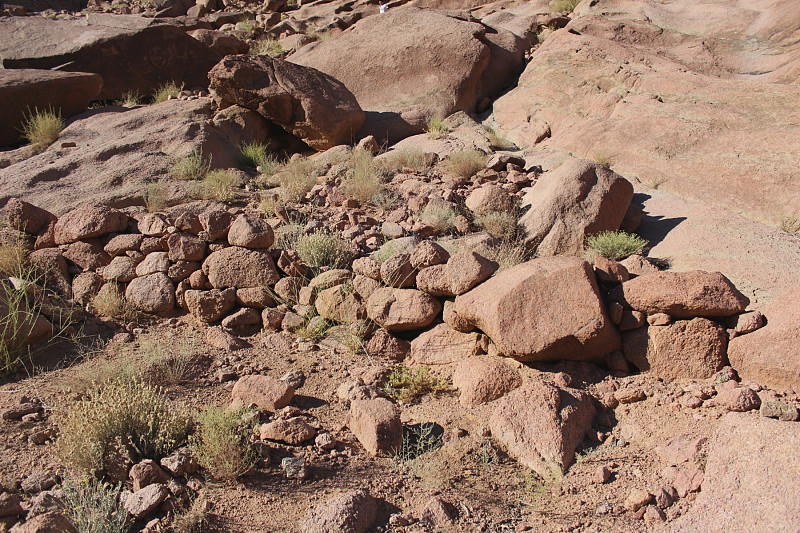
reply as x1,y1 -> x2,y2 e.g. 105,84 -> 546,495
259,417 -> 316,445
655,434 -> 708,466
380,253 -> 416,288
409,240 -> 450,270
167,233 -> 206,262
410,324 -> 482,365
348,398 -> 402,456
188,29 -> 249,56
129,459 -> 170,492
159,448 -> 198,477
490,380 -> 596,479
232,375 -> 295,411
610,270 -> 749,318
420,497 -> 454,528
184,288 -> 236,322
63,239 -> 111,270
54,204 -> 128,244
105,233 -> 143,256
452,356 -> 522,406
366,288 -> 441,332
465,184 -> 516,215
198,210 -> 233,241
3,198 -> 56,235
715,387 -> 761,412
135,251 -> 170,276
235,287 -> 276,309
71,271 -> 103,304
125,273 -> 175,315
300,489 -> 377,533
227,214 -> 274,249
366,329 -> 410,360
352,256 -> 382,280
454,256 -> 620,362
308,269 -> 352,292
353,274 -> 381,300
315,284 -> 364,324
123,482 -> 168,520
732,310 -> 764,336
101,256 -> 137,282
206,325 -> 247,350
221,307 -> 261,329
203,246 -> 280,288
274,276 -> 307,304
623,318 -> 728,380
135,213 -> 169,236
594,256 -> 630,284
8,511 -> 77,533
416,251 -> 498,297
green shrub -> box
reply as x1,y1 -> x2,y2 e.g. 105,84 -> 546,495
294,230 -> 352,269
394,423 -> 443,463
192,169 -> 241,203
250,37 -> 283,57
425,116 -> 450,140
22,108 -> 63,151
60,476 -> 128,533
343,147 -> 384,204
153,81 -> 183,104
550,0 -> 580,13
442,149 -> 486,178
170,149 -> 211,181
385,366 -> 447,403
277,157 -> 317,203
58,378 -> 190,473
191,406 -> 258,483
143,182 -> 168,212
586,230 -> 647,260
238,142 -> 272,169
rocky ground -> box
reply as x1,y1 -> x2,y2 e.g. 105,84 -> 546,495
0,0 -> 799,532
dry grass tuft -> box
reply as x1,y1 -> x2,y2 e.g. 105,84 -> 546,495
91,284 -> 137,321
190,405 -> 258,483
385,366 -> 447,403
22,108 -> 63,151
343,147 -> 385,204
442,149 -> 486,178
60,476 -> 128,533
251,36 -> 283,57
418,201 -> 459,236
170,149 -> 211,181
153,81 -> 183,104
379,149 -> 432,173
293,230 -> 352,269
143,182 -> 168,212
277,157 -> 318,204
190,169 -> 242,203
425,116 -> 450,140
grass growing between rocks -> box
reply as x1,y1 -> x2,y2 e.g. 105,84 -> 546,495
586,230 -> 647,261
394,422 -> 443,463
593,150 -> 612,168
426,116 -> 450,140
21,108 -> 63,151
170,149 -> 212,181
91,284 -> 137,322
550,0 -> 580,12
380,149 -> 432,173
779,212 -> 800,235
293,230 -> 352,269
238,142 -> 273,169
251,36 -> 283,57
277,156 -> 318,204
418,201 -> 459,236
485,126 -> 517,151
117,90 -> 141,107
442,149 -> 486,178
60,476 -> 128,533
190,169 -> 242,203
343,147 -> 385,204
58,378 -> 190,474
385,366 -> 447,403
172,495 -> 211,533
153,81 -> 183,104
474,210 -> 519,242
191,406 -> 258,483
143,182 -> 168,212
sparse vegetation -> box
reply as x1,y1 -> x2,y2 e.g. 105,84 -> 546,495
58,378 -> 190,473
586,230 -> 648,261
60,476 -> 128,533
385,366 -> 447,403
474,209 -> 519,242
273,223 -> 304,250
191,169 -> 242,203
21,108 -> 63,151
343,147 -> 385,204
238,142 -> 273,169
442,149 -> 486,178
593,150 -> 612,168
91,284 -> 136,321
277,157 -> 318,203
117,90 -> 141,107
418,201 -> 459,236
191,405 -> 258,483
250,36 -> 283,57
486,239 -> 530,271
293,230 -> 352,269
550,0 -> 580,13
0,239 -> 28,278
170,149 -> 211,181
0,276 -> 41,375
426,116 -> 450,140
379,149 -> 432,173
143,181 -> 168,212
485,126 -> 517,150
779,212 -> 800,234
153,81 -> 183,104
171,495 -> 211,533
394,423 -> 443,463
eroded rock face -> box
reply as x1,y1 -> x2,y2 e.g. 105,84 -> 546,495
518,158 -> 633,257
209,54 -> 364,150
490,380 -> 595,480
454,256 -> 620,362
667,413 -> 800,533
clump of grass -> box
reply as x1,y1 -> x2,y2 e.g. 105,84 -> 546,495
485,126 -> 517,150
21,108 -> 63,151
442,149 -> 486,178
277,157 -> 317,204
170,149 -> 211,181
0,277 -> 42,375
250,36 -> 283,57
343,147 -> 384,204
486,239 -> 530,272
238,142 -> 272,169
293,230 -> 352,269
426,116 -> 450,140
117,90 -> 141,107
586,230 -> 648,261
394,423 -> 443,463
137,332 -> 198,386
91,284 -> 136,321
153,81 -> 183,104
474,210 -> 519,242
273,223 -> 304,250
385,366 -> 447,403
143,181 -> 168,212
60,476 -> 128,533
779,213 -> 800,235
190,406 -> 258,483
190,169 -> 241,203
171,495 -> 211,533
0,239 -> 28,278
58,378 -> 190,473
418,201 -> 459,236
593,150 -> 612,168
550,0 -> 580,13
379,149 -> 432,173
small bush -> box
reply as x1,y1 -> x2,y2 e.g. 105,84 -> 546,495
153,81 -> 183,104
191,406 -> 258,483
379,149 -> 431,173
170,149 -> 211,181
143,182 -> 168,212
91,284 -> 136,321
550,0 -> 580,12
238,142 -> 272,169
586,230 -> 647,261
293,230 -> 352,269
250,36 -> 283,57
58,378 -> 190,473
425,117 -> 450,140
22,108 -> 63,151
385,366 -> 447,403
136,332 -> 198,386
192,169 -> 241,203
117,90 -> 141,107
474,210 -> 519,242
418,201 -> 458,236
485,127 -> 517,151
277,157 -> 317,204
60,476 -> 128,533
171,495 -> 211,533
343,148 -> 384,204
442,149 -> 486,178
394,423 -> 443,463
593,150 -> 612,168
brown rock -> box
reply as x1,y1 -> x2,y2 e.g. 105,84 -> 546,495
315,285 -> 364,324
206,325 -> 247,350
188,29 -> 249,56
348,398 -> 402,456
352,274 -> 381,300
366,288 -> 442,332
409,239 -> 450,270
490,380 -> 595,479
715,387 -> 761,412
221,307 -> 261,329
203,246 -> 280,288
123,483 -> 168,520
125,273 -> 175,315
104,233 -> 143,256
420,497 -> 454,528
167,233 -> 206,262
135,213 -> 169,236
624,489 -> 652,512
135,251 -> 170,276
594,256 -> 630,284
63,239 -> 111,270
380,253 -> 416,288
352,256 -> 382,280
610,270 -> 749,318
300,489 -> 377,533
235,287 -> 276,309
8,511 -> 77,533
366,329 -> 410,361
198,210 -> 233,241
308,269 -> 352,292
101,256 -> 137,282
465,184 -> 516,215
416,251 -> 498,297
410,324 -> 482,365
129,459 -> 170,492
184,288 -> 236,322
3,198 -> 56,235
623,318 -> 727,380
232,375 -> 294,411
209,55 -> 364,150
71,271 -> 102,304
454,256 -> 620,362
452,356 -> 522,406
259,417 -> 316,445
54,204 -> 128,244
227,214 -> 274,249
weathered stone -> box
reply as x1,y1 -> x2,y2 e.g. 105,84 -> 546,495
259,417 -> 316,445
203,246 -> 280,288
366,288 -> 441,332
410,324 -> 482,365
348,398 -> 402,456
227,214 -> 274,249
300,489 -> 377,533
184,288 -> 236,322
125,273 -> 175,315
232,375 -> 294,411
452,356 -> 522,406
54,205 -> 128,244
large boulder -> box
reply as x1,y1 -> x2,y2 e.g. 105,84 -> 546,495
518,158 -> 634,256
728,289 -> 800,391
415,251 -> 498,297
0,69 -> 103,147
366,288 -> 442,332
202,246 -> 280,288
54,205 -> 128,244
0,14 -> 221,100
290,6 -> 526,143
490,381 -> 595,480
125,273 -> 175,315
208,55 -> 364,150
454,256 -> 620,362
622,318 -> 728,381
610,270 -> 749,318
667,413 -> 800,533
